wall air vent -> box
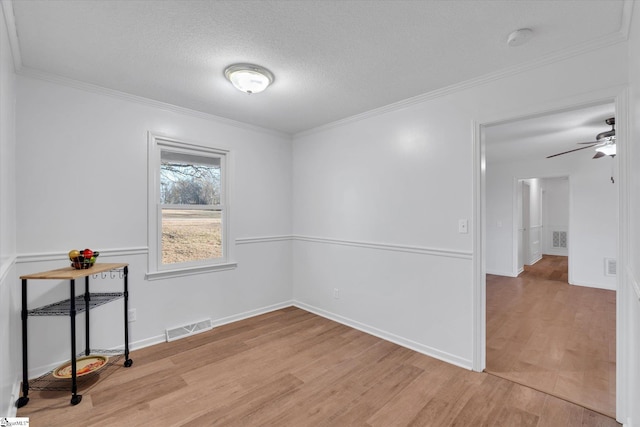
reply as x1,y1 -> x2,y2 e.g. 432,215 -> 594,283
605,258 -> 617,277
552,231 -> 567,248
165,318 -> 213,342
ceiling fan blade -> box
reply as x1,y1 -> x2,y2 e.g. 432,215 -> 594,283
593,151 -> 606,159
546,144 -> 596,159
577,141 -> 598,145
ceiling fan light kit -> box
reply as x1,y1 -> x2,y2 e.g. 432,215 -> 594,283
595,143 -> 616,157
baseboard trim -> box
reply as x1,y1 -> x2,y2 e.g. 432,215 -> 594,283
527,255 -> 543,266
486,269 -> 519,278
112,301 -> 296,352
7,381 -> 20,417
293,300 -> 472,370
542,250 -> 569,257
569,281 -> 616,291
208,300 -> 295,330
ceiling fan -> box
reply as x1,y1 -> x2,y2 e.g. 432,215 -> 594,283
546,117 -> 616,159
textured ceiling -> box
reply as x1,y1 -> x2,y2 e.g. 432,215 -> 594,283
9,0 -> 628,135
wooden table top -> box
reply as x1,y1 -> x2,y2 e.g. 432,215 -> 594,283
20,263 -> 128,280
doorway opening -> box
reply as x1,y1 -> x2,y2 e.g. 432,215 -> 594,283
481,102 -> 618,418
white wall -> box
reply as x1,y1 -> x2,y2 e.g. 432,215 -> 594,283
542,177 -> 569,256
625,2 -> 640,425
0,3 -> 18,417
14,76 -> 293,375
487,154 -> 617,290
292,41 -> 627,368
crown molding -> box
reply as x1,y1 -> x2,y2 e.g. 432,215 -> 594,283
16,66 -> 291,139
620,0 -> 634,41
295,4 -> 633,139
1,0 -> 22,72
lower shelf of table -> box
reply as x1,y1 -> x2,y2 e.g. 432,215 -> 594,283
28,293 -> 124,316
24,350 -> 132,392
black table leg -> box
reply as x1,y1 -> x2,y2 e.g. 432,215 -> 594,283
69,279 -> 82,405
123,266 -> 132,367
84,276 -> 90,356
16,279 -> 29,408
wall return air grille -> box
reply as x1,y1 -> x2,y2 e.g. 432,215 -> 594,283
165,318 -> 213,342
552,231 -> 567,249
605,258 -> 617,277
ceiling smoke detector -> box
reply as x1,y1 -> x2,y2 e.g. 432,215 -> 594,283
507,28 -> 533,47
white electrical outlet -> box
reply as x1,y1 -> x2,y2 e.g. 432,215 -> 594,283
128,308 -> 137,322
333,288 -> 340,299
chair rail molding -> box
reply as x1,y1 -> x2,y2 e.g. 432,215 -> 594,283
17,247 -> 149,263
292,235 -> 472,260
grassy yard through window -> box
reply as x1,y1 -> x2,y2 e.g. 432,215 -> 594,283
162,209 -> 222,264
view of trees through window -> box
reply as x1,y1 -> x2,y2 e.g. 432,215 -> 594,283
160,161 -> 221,205
160,155 -> 222,265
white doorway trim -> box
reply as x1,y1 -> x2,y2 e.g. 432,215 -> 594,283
472,86 -> 629,423
521,180 -> 531,270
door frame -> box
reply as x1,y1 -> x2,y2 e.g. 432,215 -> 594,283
472,87 -> 629,422
521,180 -> 531,269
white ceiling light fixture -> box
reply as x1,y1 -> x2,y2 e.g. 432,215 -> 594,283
595,142 -> 616,157
507,28 -> 533,47
224,63 -> 274,94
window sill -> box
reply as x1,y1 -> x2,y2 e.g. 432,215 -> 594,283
145,261 -> 238,281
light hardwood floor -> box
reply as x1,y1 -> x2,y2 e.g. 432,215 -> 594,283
18,306 -> 619,426
486,255 -> 616,418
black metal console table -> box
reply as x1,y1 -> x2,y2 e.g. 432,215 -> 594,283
16,263 -> 133,407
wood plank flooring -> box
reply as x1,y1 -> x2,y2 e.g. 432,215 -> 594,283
486,255 -> 616,418
521,255 -> 569,283
18,306 -> 619,426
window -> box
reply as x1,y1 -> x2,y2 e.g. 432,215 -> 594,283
147,133 -> 236,279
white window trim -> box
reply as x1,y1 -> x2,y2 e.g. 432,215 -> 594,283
146,132 -> 236,280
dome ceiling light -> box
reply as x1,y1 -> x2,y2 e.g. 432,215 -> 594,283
224,63 -> 274,94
